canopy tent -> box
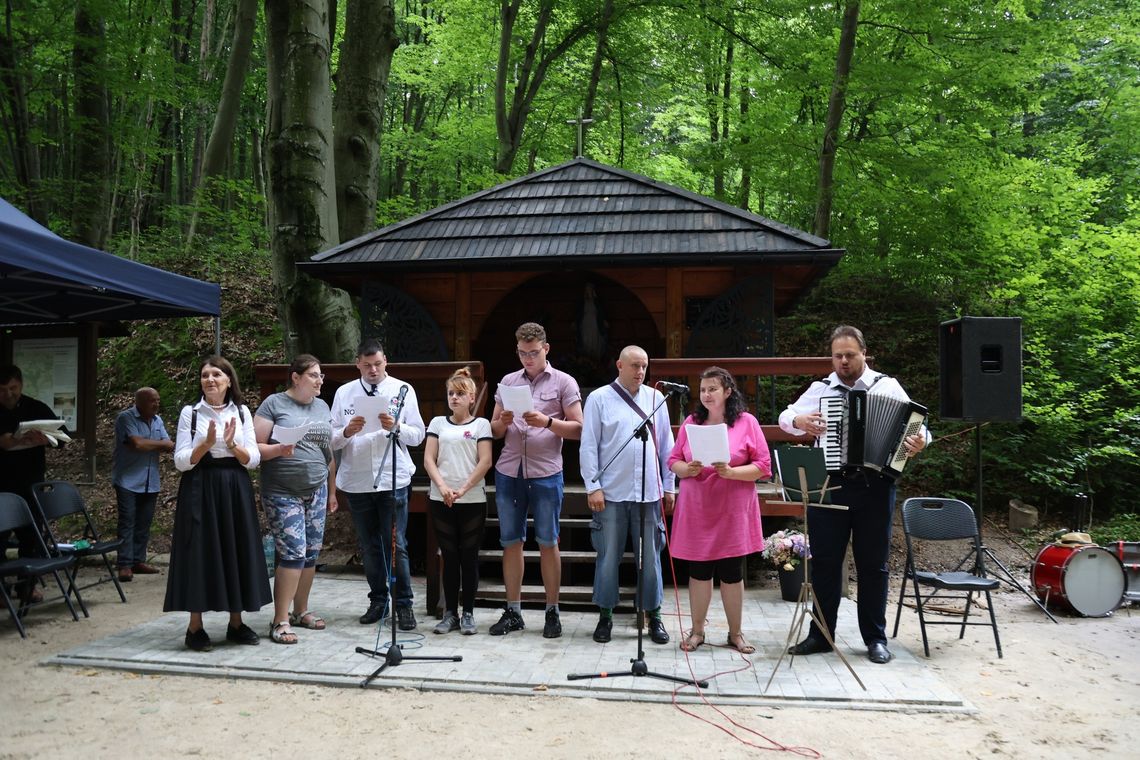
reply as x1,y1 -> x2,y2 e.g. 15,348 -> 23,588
0,197 -> 219,326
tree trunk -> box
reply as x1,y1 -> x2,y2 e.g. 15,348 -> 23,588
333,0 -> 399,243
494,0 -> 605,174
581,0 -> 614,153
70,3 -> 110,248
186,0 -> 258,249
264,0 -> 358,362
0,2 -> 44,221
813,1 -> 860,241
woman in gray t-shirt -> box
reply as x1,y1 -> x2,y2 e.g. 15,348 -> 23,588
254,354 -> 335,644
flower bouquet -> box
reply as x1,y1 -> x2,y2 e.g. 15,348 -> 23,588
761,529 -> 810,571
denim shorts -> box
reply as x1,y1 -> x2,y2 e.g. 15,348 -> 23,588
495,469 -> 563,547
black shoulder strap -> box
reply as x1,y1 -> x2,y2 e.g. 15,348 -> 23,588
190,405 -> 243,440
609,381 -> 654,436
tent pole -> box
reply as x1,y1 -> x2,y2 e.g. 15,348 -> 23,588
214,316 -> 221,356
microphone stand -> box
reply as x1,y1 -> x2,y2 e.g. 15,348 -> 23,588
568,387 -> 707,689
356,389 -> 461,687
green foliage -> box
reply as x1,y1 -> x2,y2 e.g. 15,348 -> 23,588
1089,513 -> 1140,544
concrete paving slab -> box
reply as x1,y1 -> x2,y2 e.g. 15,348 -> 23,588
45,574 -> 973,713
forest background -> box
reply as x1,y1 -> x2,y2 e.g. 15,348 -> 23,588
1,0 -> 1137,531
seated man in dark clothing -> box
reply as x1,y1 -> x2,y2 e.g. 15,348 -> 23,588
0,364 -> 63,601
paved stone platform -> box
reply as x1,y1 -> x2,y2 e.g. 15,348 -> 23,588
46,575 -> 971,712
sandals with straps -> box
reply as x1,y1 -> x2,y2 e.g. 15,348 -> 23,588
679,630 -> 705,652
290,610 -> 326,630
727,632 -> 756,654
270,620 -> 298,645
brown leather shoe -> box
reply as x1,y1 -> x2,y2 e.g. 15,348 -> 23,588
118,567 -> 134,582
132,562 -> 160,574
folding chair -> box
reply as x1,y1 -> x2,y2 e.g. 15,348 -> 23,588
0,493 -> 84,638
891,497 -> 1003,658
31,481 -> 128,603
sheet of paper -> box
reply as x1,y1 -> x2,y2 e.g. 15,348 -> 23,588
16,419 -> 69,447
271,422 -> 312,445
685,422 -> 730,464
499,384 -> 534,415
355,395 -> 388,434
16,419 -> 65,433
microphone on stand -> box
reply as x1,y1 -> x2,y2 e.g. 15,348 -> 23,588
656,381 -> 690,396
387,385 -> 409,434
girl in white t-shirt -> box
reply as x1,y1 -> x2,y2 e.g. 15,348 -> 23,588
423,367 -> 493,635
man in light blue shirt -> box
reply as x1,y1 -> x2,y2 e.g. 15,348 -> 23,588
580,346 -> 676,645
112,387 -> 173,582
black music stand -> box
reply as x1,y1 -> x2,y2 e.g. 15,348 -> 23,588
356,395 -> 461,687
568,386 -> 706,690
764,455 -> 866,693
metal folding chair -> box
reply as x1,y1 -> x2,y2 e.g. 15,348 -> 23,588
31,481 -> 128,603
891,497 -> 1003,658
0,493 -> 85,638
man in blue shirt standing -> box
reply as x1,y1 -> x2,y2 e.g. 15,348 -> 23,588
113,387 -> 174,582
579,346 -> 676,645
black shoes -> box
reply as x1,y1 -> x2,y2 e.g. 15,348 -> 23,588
359,602 -> 386,625
396,606 -> 417,631
185,627 -> 212,652
788,637 -> 833,656
647,616 -> 670,645
225,623 -> 260,645
593,615 -> 613,643
489,607 -> 525,636
868,642 -> 892,664
543,608 -> 562,639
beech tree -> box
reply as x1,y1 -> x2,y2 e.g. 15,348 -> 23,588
264,0 -> 357,360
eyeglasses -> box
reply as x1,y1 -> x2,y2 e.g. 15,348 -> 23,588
360,361 -> 385,371
517,349 -> 543,359
304,372 -> 325,380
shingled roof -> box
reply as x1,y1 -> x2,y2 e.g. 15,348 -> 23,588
302,157 -> 842,285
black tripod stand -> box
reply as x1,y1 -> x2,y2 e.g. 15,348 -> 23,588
356,390 -> 462,687
969,424 -> 1058,623
568,386 -> 706,689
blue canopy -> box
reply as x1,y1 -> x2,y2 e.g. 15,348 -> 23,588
0,197 -> 220,325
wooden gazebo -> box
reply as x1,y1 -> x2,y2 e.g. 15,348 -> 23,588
301,157 -> 842,391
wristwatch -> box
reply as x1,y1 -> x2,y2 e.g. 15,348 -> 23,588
544,417 -> 553,429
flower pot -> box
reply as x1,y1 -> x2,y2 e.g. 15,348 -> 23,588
778,564 -> 806,602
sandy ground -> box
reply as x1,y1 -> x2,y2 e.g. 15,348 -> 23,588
2,567 -> 1137,760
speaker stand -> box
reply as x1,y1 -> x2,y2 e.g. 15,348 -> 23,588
972,424 -> 1058,624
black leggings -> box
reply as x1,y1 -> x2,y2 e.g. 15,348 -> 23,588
429,499 -> 486,613
687,555 -> 745,584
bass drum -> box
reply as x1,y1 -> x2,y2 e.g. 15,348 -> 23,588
1031,544 -> 1127,617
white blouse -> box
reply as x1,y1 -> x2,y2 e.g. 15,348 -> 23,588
173,399 -> 260,472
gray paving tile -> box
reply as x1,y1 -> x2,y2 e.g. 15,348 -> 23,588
44,574 -> 972,712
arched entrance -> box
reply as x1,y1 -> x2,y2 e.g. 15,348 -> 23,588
472,270 -> 663,400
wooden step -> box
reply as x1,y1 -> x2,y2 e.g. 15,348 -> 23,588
478,549 -> 628,563
475,583 -> 638,609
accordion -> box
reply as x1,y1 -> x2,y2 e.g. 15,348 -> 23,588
821,389 -> 927,479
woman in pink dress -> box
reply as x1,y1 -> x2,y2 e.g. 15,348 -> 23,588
668,366 -> 770,654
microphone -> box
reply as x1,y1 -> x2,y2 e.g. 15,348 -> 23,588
656,381 -> 690,395
388,385 -> 409,417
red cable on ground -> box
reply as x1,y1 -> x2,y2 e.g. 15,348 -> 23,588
656,483 -> 823,758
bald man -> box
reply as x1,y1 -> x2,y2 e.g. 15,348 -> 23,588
579,346 -> 676,645
113,387 -> 174,581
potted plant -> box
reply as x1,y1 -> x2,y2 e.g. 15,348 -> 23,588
762,529 -> 810,602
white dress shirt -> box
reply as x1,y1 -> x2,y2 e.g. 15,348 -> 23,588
579,382 -> 676,502
330,375 -> 426,492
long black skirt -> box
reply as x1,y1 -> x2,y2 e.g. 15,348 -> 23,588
163,455 -> 271,613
